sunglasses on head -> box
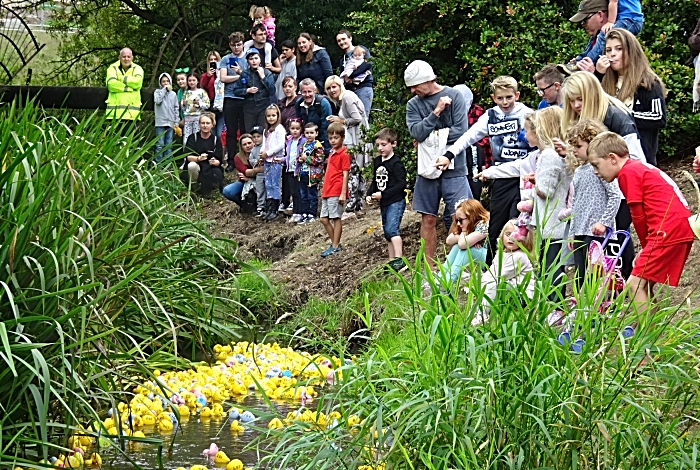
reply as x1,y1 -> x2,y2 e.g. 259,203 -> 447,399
175,67 -> 190,73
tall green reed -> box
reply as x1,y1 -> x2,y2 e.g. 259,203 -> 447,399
261,243 -> 700,470
0,101 -> 252,465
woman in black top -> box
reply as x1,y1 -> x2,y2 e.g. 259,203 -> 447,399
596,29 -> 667,166
183,112 -> 224,197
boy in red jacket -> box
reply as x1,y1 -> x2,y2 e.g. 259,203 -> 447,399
588,132 -> 695,313
320,122 -> 351,257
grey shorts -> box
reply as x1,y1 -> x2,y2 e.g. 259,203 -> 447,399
412,175 -> 473,217
321,196 -> 344,219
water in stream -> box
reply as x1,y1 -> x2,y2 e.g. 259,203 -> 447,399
103,394 -> 295,469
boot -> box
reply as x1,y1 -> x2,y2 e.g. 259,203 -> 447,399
265,199 -> 280,221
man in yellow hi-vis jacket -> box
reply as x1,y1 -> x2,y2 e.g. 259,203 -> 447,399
105,48 -> 144,121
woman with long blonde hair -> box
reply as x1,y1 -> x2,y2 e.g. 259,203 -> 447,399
560,71 -> 636,280
596,28 -> 667,166
561,71 -> 645,162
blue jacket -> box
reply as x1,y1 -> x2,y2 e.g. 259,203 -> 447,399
232,67 -> 276,105
296,47 -> 333,93
295,94 -> 332,152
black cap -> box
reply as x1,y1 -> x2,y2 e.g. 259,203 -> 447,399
250,125 -> 264,135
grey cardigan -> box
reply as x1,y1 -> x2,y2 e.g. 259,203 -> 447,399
534,147 -> 573,240
335,89 -> 368,148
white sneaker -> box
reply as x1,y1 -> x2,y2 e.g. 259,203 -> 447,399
341,212 -> 356,221
305,216 -> 317,224
288,214 -> 302,223
278,204 -> 286,213
296,215 -> 308,225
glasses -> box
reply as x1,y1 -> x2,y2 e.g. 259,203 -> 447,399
536,82 -> 556,96
230,42 -> 243,47
456,217 -> 469,224
581,13 -> 594,25
174,67 -> 189,73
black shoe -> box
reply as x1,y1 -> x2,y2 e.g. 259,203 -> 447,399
265,199 -> 280,221
225,165 -> 235,173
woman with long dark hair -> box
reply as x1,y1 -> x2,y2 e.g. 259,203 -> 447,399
595,28 -> 667,166
296,33 -> 333,93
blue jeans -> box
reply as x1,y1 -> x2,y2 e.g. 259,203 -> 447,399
354,87 -> 374,118
222,181 -> 244,205
577,18 -> 644,63
442,243 -> 488,283
381,199 -> 406,240
155,126 -> 173,163
298,174 -> 318,216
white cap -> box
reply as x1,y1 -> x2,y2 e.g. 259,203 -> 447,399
404,60 -> 437,87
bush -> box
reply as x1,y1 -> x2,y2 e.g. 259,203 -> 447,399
353,0 -> 700,185
0,102 -> 254,464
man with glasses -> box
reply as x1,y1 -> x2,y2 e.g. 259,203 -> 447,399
533,64 -> 564,109
566,0 -> 644,73
220,32 -> 248,170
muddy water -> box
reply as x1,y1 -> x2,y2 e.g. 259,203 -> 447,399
104,395 -> 296,470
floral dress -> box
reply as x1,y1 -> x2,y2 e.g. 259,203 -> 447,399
181,88 -> 210,146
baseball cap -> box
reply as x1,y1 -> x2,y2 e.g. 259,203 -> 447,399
570,0 -> 608,22
250,125 -> 264,135
245,47 -> 260,58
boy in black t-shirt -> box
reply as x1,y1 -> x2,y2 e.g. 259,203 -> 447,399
366,128 -> 408,271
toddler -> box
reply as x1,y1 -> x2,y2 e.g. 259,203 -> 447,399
339,46 -> 371,85
562,120 -> 622,289
249,4 -> 276,45
248,126 -> 266,217
296,123 -> 326,224
473,220 -> 535,326
284,119 -> 306,223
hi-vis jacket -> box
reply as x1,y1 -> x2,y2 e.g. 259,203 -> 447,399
105,61 -> 144,120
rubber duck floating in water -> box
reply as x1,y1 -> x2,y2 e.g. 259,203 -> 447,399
214,451 -> 231,464
225,459 -> 243,470
202,443 -> 219,458
230,420 -> 245,432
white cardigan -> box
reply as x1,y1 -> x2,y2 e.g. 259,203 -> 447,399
262,124 -> 286,162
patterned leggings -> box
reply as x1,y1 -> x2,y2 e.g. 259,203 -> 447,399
264,160 -> 283,200
345,160 -> 366,213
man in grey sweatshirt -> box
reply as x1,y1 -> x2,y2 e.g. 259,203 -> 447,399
405,60 -> 472,267
153,72 -> 180,163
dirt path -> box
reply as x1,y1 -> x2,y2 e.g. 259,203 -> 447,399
201,157 -> 700,308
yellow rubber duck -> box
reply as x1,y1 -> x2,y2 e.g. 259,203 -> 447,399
200,406 -> 212,417
230,420 -> 245,433
348,415 -> 361,427
211,403 -> 224,416
157,419 -> 173,432
132,430 -> 146,438
84,452 -> 102,467
267,418 -> 284,430
190,465 -> 208,470
226,459 -> 243,470
214,450 -> 231,464
66,453 -> 83,469
142,413 -> 156,425
178,404 -> 190,416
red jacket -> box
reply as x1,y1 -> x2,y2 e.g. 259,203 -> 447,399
200,72 -> 216,101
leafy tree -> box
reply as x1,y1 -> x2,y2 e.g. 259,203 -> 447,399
351,0 -> 700,174
46,0 -> 366,86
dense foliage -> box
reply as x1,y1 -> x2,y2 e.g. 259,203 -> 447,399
47,0 -> 367,86
0,103 -> 257,464
353,0 -> 700,171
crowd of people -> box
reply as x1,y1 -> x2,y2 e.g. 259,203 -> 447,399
105,0 -> 700,317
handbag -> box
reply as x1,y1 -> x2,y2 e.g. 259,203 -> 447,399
213,76 -> 225,112
683,170 -> 700,239
417,127 -> 452,179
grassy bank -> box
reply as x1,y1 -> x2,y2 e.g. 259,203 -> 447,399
258,249 -> 700,469
0,102 -> 255,465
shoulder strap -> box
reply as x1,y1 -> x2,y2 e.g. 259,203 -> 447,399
488,109 -> 497,124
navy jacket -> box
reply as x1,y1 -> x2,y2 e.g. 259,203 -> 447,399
295,94 -> 333,152
297,48 -> 333,93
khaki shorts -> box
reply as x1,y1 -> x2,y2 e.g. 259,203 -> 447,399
321,197 -> 343,219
